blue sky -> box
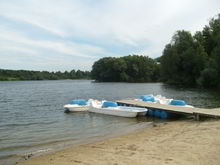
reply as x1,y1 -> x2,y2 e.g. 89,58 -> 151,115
0,0 -> 219,71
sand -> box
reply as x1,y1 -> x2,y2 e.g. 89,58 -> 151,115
17,120 -> 220,165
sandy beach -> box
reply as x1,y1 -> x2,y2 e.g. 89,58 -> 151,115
17,120 -> 220,165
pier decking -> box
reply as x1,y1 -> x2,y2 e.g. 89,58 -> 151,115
116,99 -> 220,120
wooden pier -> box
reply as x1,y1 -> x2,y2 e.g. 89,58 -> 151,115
116,99 -> 220,120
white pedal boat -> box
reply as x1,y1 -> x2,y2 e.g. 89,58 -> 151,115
89,100 -> 148,118
64,99 -> 90,113
138,95 -> 194,108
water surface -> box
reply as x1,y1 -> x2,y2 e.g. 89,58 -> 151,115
1,80 -> 220,164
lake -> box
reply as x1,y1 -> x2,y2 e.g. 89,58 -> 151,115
1,80 -> 220,165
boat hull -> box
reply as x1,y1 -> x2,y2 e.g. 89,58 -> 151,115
137,111 -> 148,116
89,106 -> 143,118
64,104 -> 89,113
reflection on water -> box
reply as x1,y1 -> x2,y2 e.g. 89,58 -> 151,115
0,80 -> 220,164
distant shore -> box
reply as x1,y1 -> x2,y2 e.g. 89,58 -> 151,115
17,120 -> 220,165
0,69 -> 91,81
0,78 -> 92,81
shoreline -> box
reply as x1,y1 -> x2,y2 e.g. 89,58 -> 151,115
17,119 -> 220,165
4,120 -> 153,165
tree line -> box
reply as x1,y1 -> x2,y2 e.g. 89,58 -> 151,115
160,15 -> 220,88
0,69 -> 90,81
1,15 -> 219,88
91,55 -> 160,82
92,15 -> 220,88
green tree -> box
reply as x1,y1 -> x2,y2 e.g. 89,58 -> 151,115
161,30 -> 207,86
91,55 -> 159,82
161,15 -> 220,88
198,15 -> 220,87
0,69 -> 91,81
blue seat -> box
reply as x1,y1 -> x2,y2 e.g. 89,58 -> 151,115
71,99 -> 87,105
102,101 -> 118,108
140,95 -> 155,102
170,100 -> 186,106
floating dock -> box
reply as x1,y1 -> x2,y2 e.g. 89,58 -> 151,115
116,99 -> 220,120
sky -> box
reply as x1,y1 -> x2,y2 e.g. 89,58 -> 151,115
0,0 -> 219,71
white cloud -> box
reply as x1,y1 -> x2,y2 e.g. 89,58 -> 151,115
0,28 -> 106,71
0,28 -> 105,59
0,0 -> 219,70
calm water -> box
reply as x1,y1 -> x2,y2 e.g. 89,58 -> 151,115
1,80 -> 220,165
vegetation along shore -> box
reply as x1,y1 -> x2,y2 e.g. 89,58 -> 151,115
92,16 -> 220,88
1,16 -> 220,89
0,69 -> 90,81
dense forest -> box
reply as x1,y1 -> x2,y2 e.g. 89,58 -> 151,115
91,55 -> 160,82
92,15 -> 220,88
0,69 -> 90,81
160,15 -> 220,88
